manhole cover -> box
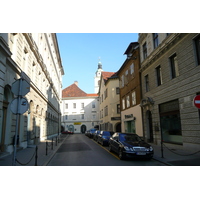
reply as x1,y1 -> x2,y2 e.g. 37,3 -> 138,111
57,142 -> 91,153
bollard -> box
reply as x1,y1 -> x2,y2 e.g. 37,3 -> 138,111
35,145 -> 38,166
51,138 -> 53,150
46,141 -> 48,155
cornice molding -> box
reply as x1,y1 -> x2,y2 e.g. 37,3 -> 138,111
140,33 -> 187,73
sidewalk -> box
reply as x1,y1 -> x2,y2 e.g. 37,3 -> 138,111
0,134 -> 68,166
151,142 -> 200,166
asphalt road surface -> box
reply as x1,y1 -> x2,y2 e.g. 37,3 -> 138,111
47,133 -> 166,166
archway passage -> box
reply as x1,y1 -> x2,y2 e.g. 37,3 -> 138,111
81,125 -> 87,133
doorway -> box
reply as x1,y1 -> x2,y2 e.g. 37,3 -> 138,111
81,125 -> 87,133
146,110 -> 153,142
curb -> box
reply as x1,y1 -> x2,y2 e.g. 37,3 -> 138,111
42,134 -> 69,166
152,157 -> 173,166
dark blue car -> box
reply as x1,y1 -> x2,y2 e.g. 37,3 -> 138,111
97,131 -> 113,146
108,132 -> 154,160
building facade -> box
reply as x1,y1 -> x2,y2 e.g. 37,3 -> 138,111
62,81 -> 99,133
139,33 -> 200,151
117,42 -> 143,137
0,33 -> 64,154
99,71 -> 121,132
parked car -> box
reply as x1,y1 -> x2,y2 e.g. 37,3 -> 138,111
85,130 -> 90,137
87,128 -> 97,138
108,132 -> 154,160
97,131 -> 113,146
62,130 -> 74,134
93,130 -> 101,141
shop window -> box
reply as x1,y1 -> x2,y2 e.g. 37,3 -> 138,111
159,100 -> 182,144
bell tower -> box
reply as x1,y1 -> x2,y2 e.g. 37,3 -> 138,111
94,57 -> 103,93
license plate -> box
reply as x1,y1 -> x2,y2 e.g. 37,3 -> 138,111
137,152 -> 146,155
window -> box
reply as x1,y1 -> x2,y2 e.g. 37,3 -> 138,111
104,106 -> 108,116
194,35 -> 200,65
104,89 -> 108,99
156,65 -> 162,86
65,115 -> 68,120
122,98 -> 125,110
126,95 -> 130,108
81,114 -> 84,119
117,104 -> 120,114
121,75 -> 124,87
170,53 -> 179,79
125,70 -> 128,84
81,103 -> 84,109
132,91 -> 136,106
145,75 -> 150,92
153,33 -> 159,49
159,100 -> 182,144
116,87 -> 120,94
65,103 -> 68,109
130,63 -> 134,74
73,103 -> 76,109
93,115 -> 96,119
143,42 -> 147,59
92,102 -> 95,108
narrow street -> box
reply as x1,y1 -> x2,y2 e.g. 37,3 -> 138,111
47,133 -> 166,166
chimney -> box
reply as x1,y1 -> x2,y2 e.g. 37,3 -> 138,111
74,81 -> 78,86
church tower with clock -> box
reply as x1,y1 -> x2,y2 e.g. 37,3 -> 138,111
94,58 -> 103,93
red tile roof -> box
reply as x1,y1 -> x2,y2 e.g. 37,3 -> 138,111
62,83 -> 98,98
101,71 -> 117,83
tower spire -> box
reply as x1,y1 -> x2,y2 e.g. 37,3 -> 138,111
98,56 -> 102,69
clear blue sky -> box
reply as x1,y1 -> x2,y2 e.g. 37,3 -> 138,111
56,33 -> 138,94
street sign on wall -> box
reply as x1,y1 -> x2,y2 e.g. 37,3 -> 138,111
194,95 -> 200,109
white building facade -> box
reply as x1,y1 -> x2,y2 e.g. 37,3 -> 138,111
0,33 -> 64,154
61,82 -> 99,133
62,95 -> 99,133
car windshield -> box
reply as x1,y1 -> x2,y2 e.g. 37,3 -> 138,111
119,134 -> 142,142
103,131 -> 111,136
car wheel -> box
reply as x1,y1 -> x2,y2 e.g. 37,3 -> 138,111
108,144 -> 112,152
118,148 -> 125,160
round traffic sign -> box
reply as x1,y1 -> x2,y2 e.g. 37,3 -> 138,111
194,95 -> 200,109
10,97 -> 29,114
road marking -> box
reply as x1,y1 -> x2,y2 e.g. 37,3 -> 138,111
92,140 -> 120,160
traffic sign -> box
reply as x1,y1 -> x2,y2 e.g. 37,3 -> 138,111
11,78 -> 30,96
10,97 -> 29,114
194,95 -> 200,109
